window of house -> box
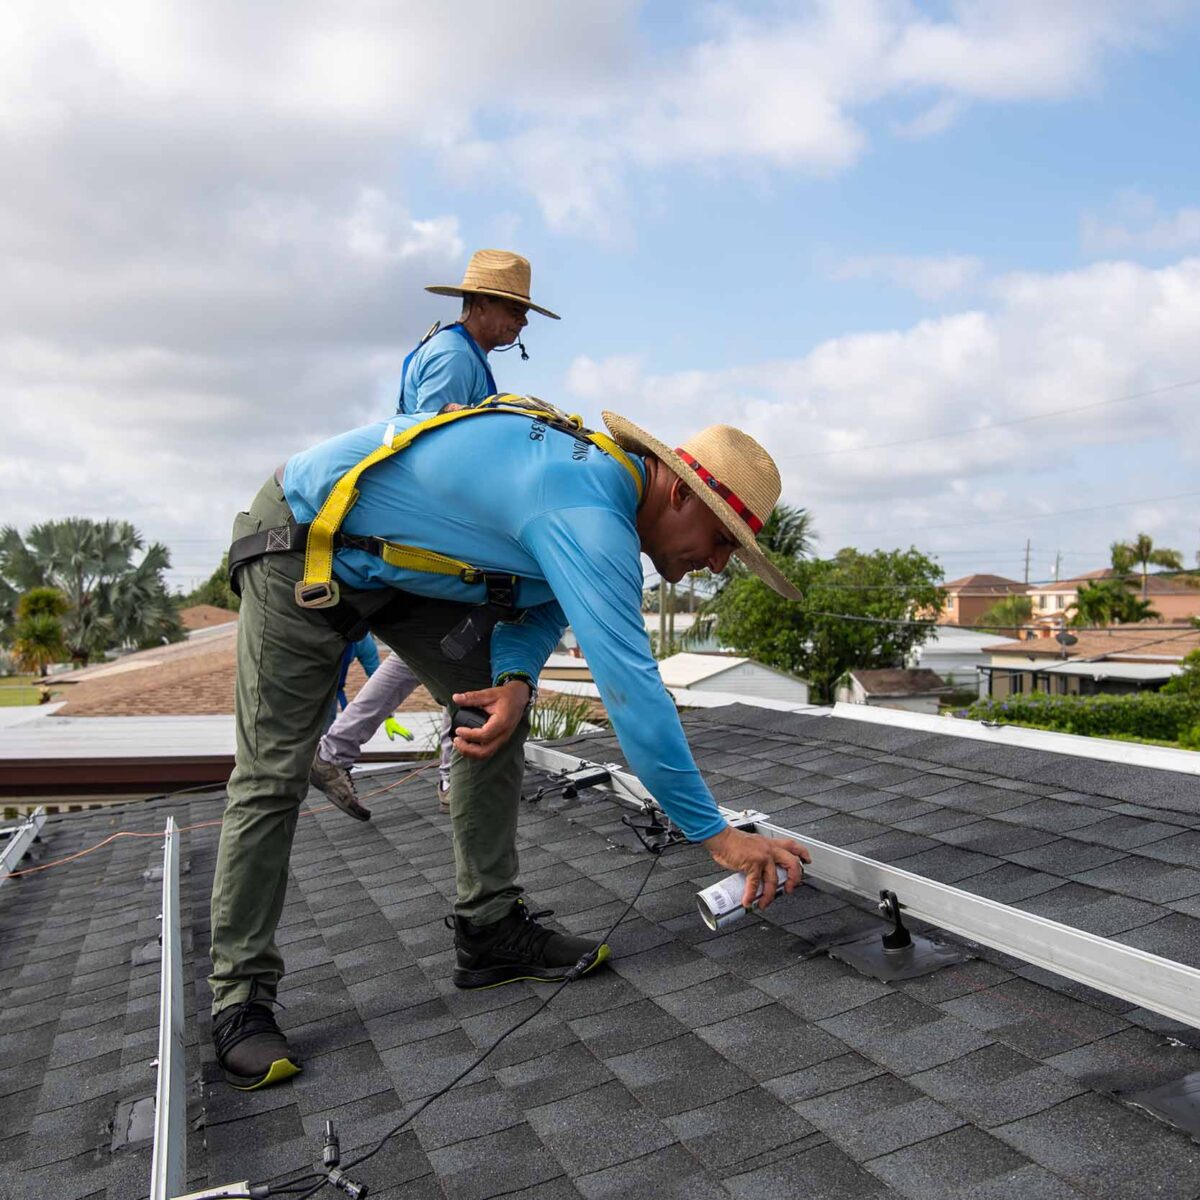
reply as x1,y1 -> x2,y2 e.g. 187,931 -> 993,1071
1038,595 -> 1047,610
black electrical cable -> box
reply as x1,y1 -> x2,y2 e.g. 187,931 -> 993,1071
256,847 -> 668,1199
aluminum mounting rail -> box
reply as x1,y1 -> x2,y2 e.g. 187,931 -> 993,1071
0,806 -> 45,888
525,743 -> 1200,1030
150,817 -> 186,1200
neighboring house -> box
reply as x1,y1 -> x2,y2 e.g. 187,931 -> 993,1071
981,626 -> 1200,697
937,573 -> 1026,626
1028,569 -> 1200,631
178,603 -> 239,631
657,652 -> 810,705
835,667 -> 952,714
910,625 -> 997,695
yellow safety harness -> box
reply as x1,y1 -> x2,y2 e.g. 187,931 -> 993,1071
293,394 -> 642,610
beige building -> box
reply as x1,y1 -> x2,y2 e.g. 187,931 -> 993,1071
981,626 -> 1200,697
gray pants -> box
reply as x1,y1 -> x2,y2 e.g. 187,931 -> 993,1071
319,652 -> 453,790
209,475 -> 528,1012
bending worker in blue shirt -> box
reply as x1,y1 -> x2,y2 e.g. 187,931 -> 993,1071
310,248 -> 557,819
209,395 -> 811,1090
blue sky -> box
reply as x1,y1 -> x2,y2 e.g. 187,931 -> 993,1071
2,1 -> 1200,591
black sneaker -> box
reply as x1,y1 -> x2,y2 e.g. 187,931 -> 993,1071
212,987 -> 302,1090
448,898 -> 610,989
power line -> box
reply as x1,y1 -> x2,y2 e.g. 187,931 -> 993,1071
782,376 -> 1200,461
835,488 -> 1200,538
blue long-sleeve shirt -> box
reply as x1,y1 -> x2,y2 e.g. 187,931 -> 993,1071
399,325 -> 496,414
282,409 -> 727,842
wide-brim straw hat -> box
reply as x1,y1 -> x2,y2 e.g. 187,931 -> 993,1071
426,249 -> 560,319
602,412 -> 802,601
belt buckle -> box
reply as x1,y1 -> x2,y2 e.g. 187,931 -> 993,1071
294,580 -> 340,609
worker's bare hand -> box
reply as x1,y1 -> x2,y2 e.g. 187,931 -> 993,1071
702,826 -> 811,910
450,681 -> 531,760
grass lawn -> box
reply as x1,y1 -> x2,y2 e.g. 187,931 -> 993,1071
0,675 -> 49,707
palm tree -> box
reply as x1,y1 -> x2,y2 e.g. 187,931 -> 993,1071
10,588 -> 68,676
1113,532 -> 1183,600
976,594 -> 1032,636
0,518 -> 183,664
1070,579 -> 1158,626
758,506 -> 815,559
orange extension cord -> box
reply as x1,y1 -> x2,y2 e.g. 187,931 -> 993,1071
1,761 -> 439,881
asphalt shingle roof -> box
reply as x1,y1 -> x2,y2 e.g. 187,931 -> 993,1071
5,704 -> 1200,1198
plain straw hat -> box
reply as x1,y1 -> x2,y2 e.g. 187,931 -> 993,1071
601,412 -> 802,601
426,249 -> 560,319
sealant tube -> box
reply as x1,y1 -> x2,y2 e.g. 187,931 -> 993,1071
696,866 -> 790,931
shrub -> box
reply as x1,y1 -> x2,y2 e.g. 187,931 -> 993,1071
966,692 -> 1200,744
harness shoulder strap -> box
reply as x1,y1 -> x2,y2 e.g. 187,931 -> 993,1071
299,398 -> 644,608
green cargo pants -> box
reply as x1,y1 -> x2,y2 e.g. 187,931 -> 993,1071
208,475 -> 529,1012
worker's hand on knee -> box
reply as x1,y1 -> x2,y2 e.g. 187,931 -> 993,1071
702,826 -> 811,911
451,680 -> 531,759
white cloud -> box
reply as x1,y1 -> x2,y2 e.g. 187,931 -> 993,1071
1082,190 -> 1200,254
566,257 -> 1200,561
834,254 -> 983,299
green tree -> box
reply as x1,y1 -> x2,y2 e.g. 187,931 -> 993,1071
0,518 -> 184,664
1070,579 -> 1158,626
1114,532 -> 1183,599
10,588 -> 68,676
758,505 -> 815,559
975,594 -> 1032,636
702,546 -> 944,703
179,553 -> 241,613
1162,648 -> 1200,698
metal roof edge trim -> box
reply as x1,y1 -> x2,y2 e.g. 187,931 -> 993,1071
830,701 -> 1200,777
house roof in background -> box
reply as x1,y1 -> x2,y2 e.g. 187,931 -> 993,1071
847,668 -> 951,697
983,627 -> 1200,661
942,574 -> 1027,594
179,604 -> 239,630
7,705 -> 1200,1197
1032,570 -> 1200,596
48,630 -> 435,719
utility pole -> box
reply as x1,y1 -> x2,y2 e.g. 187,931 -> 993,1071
1023,539 -> 1031,585
659,577 -> 666,657
1054,550 -> 1061,582
668,582 -> 676,651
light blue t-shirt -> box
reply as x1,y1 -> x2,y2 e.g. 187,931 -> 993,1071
398,326 -> 496,414
283,410 -> 727,842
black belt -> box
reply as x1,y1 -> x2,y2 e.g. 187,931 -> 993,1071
228,519 -> 521,660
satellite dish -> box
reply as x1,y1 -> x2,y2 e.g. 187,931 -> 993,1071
1055,632 -> 1078,646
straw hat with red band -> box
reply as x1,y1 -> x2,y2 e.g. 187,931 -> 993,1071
426,249 -> 560,320
601,412 -> 802,601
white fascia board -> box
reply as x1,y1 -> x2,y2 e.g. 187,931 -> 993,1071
536,676 -> 826,715
830,701 -> 1200,777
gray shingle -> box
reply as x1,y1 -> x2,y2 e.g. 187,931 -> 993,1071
1046,1026 -> 1200,1093
908,1043 -> 1086,1126
525,1079 -> 676,1176
753,953 -> 892,1020
575,1143 -> 732,1200
493,1042 -> 615,1110
938,977 -> 1130,1057
426,1121 -> 567,1200
604,1032 -> 755,1116
994,1092 -> 1200,1200
864,1124 -> 1034,1199
1073,856 -> 1200,904
695,1002 -> 848,1082
1113,910 -> 1200,969
817,993 -> 994,1075
724,1138 -> 899,1199
570,996 -> 687,1057
666,1084 -> 818,1170
794,1073 -> 964,1161
762,1051 -> 885,1105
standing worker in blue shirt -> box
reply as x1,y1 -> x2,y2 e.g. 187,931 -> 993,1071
209,395 -> 811,1090
309,249 -> 560,820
